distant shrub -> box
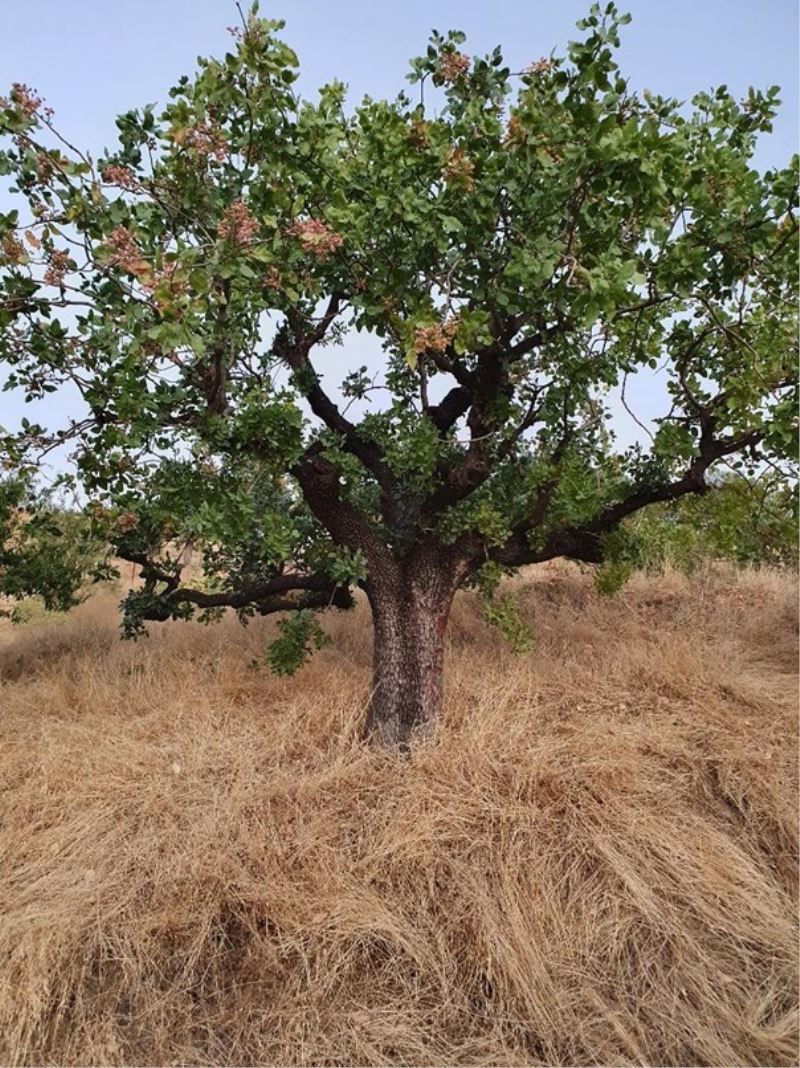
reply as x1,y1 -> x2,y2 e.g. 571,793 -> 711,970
626,474 -> 798,573
0,476 -> 113,621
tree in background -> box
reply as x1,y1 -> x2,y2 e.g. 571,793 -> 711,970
0,474 -> 111,621
626,471 -> 798,574
1,3 -> 796,746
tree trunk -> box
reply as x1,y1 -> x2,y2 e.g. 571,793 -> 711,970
364,553 -> 459,749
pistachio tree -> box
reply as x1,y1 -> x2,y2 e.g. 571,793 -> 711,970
1,4 -> 796,746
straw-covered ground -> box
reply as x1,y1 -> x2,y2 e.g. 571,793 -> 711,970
0,564 -> 797,1066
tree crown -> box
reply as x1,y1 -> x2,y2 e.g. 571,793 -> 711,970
1,2 -> 796,666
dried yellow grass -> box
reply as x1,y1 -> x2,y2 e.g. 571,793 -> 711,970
0,564 -> 797,1066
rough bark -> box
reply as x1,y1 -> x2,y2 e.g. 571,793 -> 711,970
364,547 -> 466,749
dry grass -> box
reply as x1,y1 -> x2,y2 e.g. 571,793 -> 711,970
0,564 -> 797,1067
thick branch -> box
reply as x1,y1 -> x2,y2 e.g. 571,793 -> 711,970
167,573 -> 353,611
292,445 -> 397,578
275,298 -> 394,494
426,385 -> 473,433
194,280 -> 231,415
422,319 -> 570,516
493,427 -> 764,568
128,565 -> 354,621
585,427 -> 762,535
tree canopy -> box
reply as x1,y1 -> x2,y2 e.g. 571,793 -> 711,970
0,3 -> 796,737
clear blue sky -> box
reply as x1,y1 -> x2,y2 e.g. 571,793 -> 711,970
0,0 -> 797,460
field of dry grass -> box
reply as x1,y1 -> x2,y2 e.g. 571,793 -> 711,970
0,564 -> 797,1067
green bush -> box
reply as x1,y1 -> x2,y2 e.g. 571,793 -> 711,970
626,474 -> 798,573
0,476 -> 114,620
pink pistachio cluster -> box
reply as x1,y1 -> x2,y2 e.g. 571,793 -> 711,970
527,57 -> 555,76
286,217 -> 343,260
107,226 -> 145,272
147,260 -> 193,311
3,82 -> 43,118
218,199 -> 259,244
504,114 -> 522,145
106,240 -> 187,307
439,51 -> 470,84
116,512 -> 139,533
43,249 -> 71,287
183,118 -> 228,161
411,317 -> 459,357
227,21 -> 265,45
443,147 -> 475,189
35,152 -> 56,183
147,258 -> 174,299
106,226 -> 140,271
408,118 -> 431,148
102,164 -> 140,191
264,265 -> 282,289
1,233 -> 25,264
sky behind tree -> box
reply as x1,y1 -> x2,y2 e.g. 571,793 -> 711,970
1,0 -> 795,166
1,0 -> 797,463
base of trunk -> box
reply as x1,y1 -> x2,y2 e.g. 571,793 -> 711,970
364,563 -> 455,748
